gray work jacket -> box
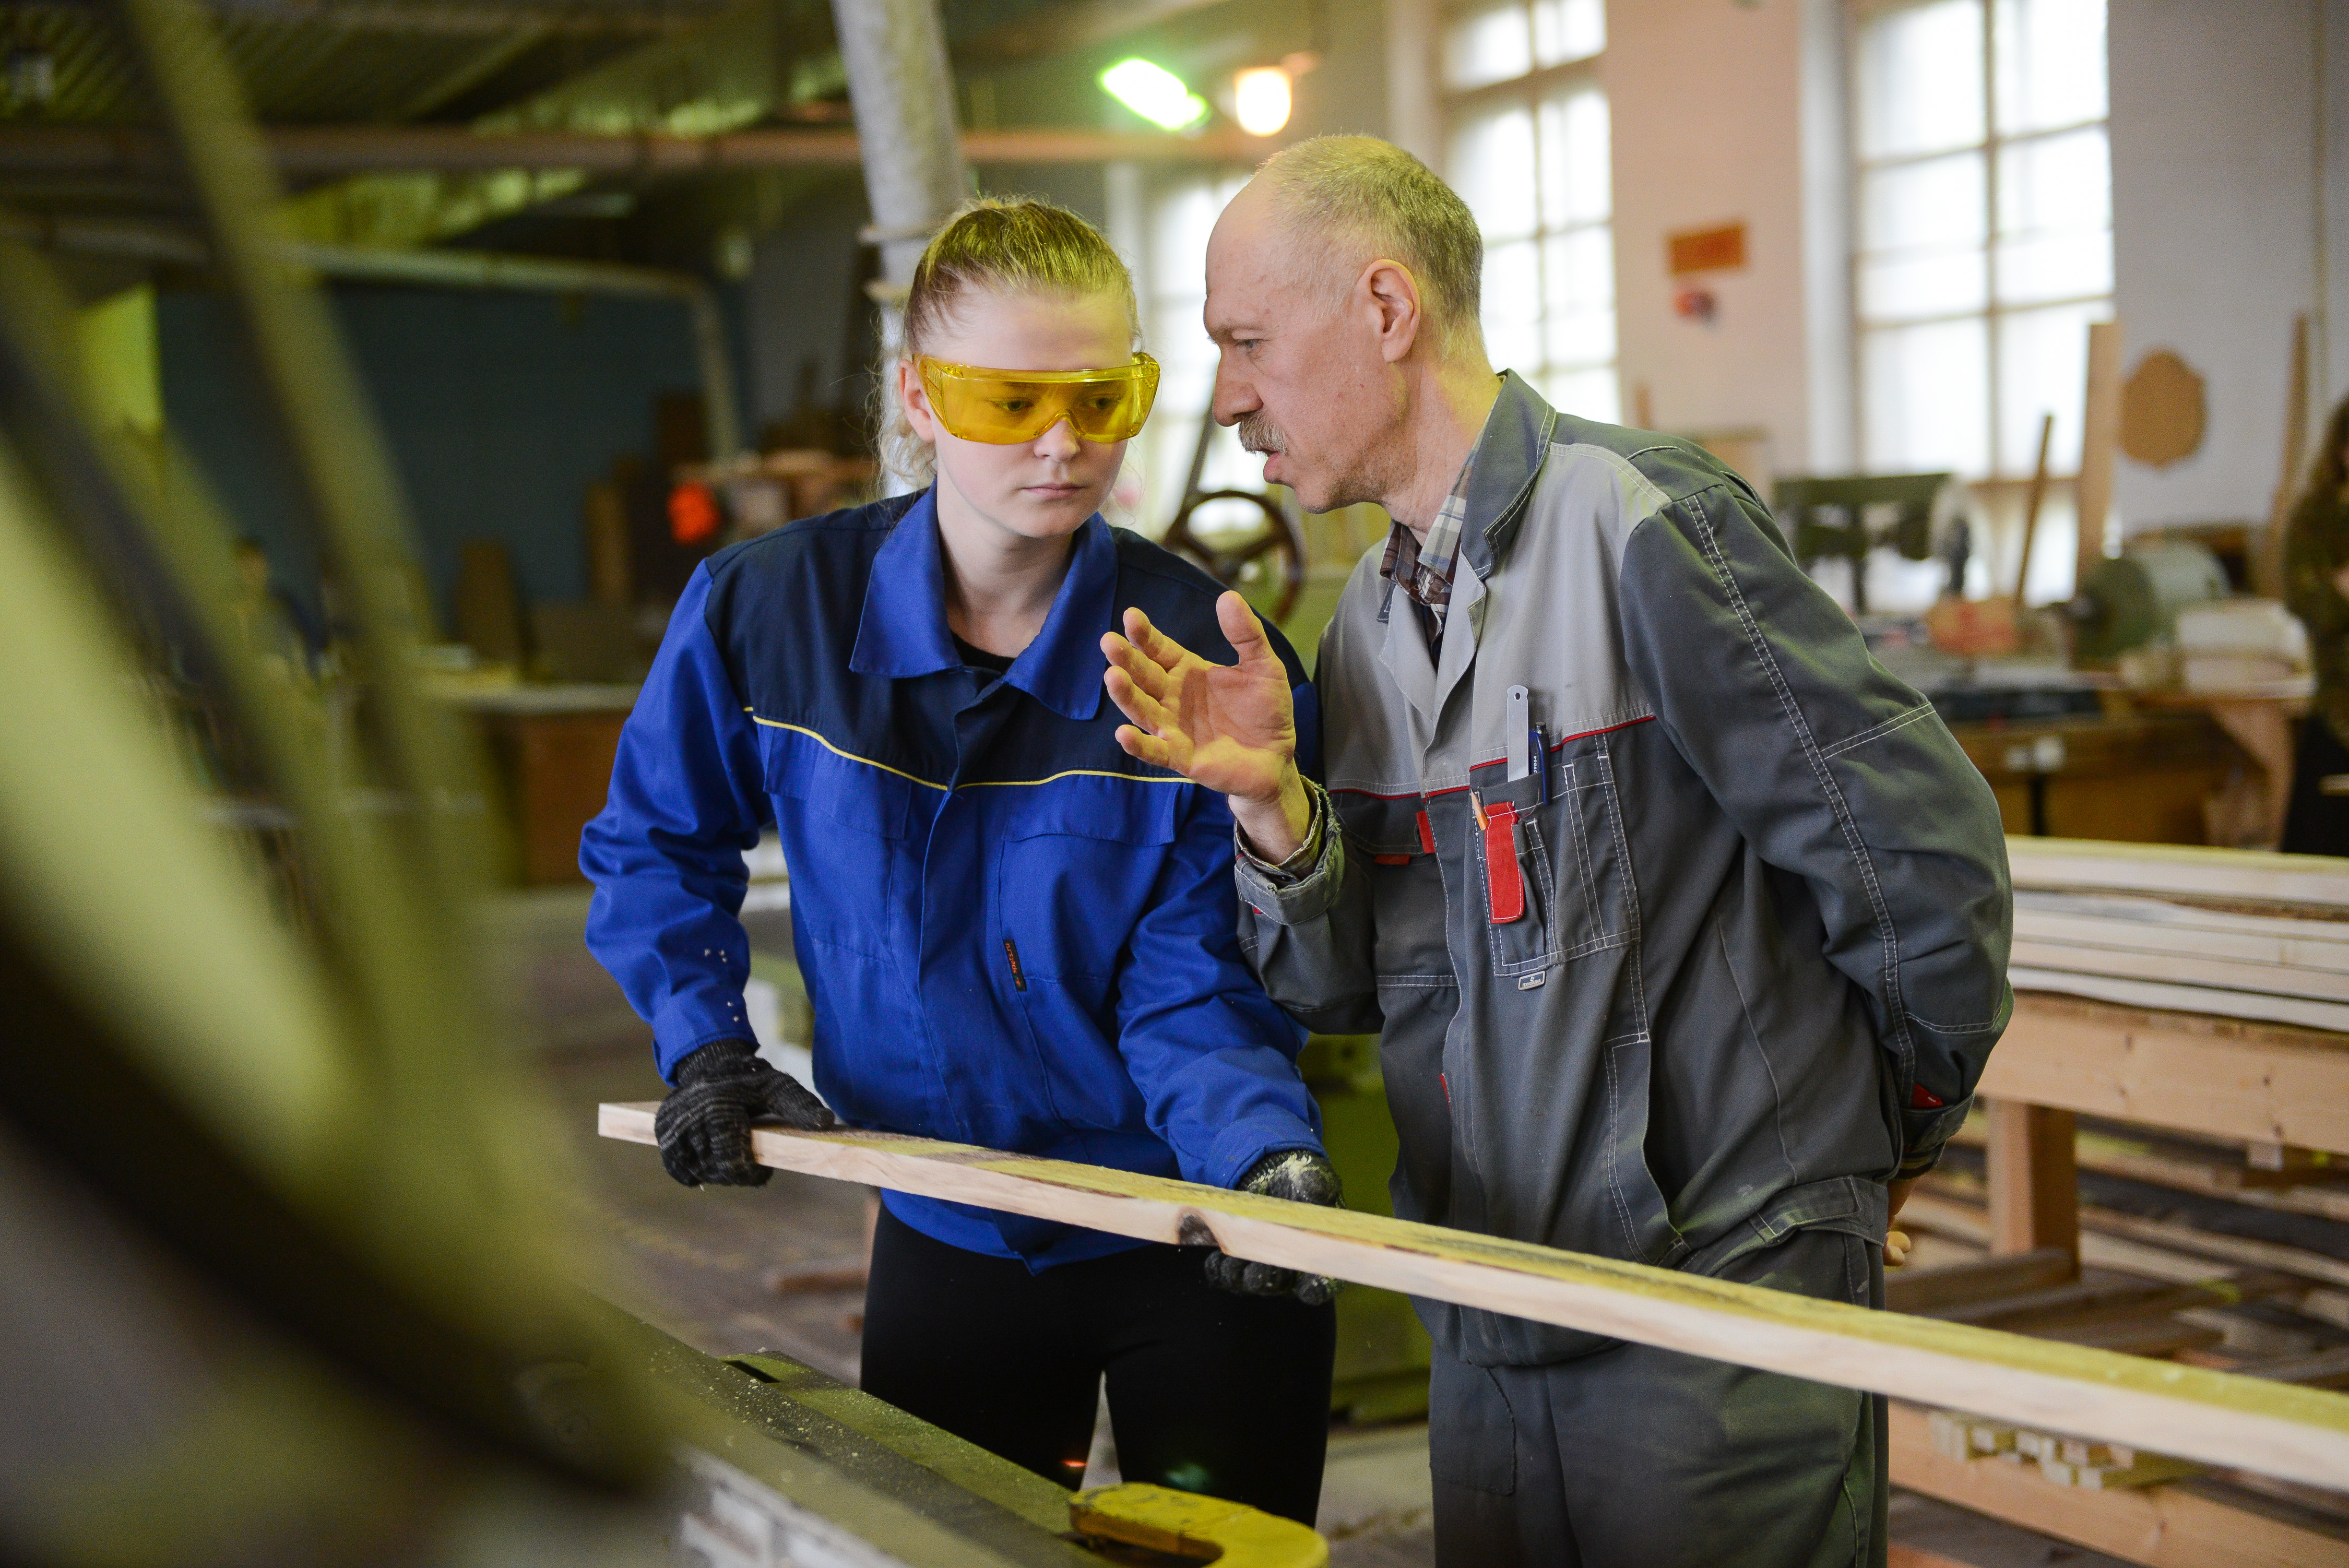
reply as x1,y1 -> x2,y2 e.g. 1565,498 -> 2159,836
1237,373 -> 2013,1367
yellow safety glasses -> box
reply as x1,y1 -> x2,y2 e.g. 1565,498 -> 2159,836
918,353 -> 1159,445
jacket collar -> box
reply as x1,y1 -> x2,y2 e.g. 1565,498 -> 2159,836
1456,370 -> 1560,581
848,486 -> 1112,721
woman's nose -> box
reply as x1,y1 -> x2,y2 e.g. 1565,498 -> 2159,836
1034,416 -> 1081,460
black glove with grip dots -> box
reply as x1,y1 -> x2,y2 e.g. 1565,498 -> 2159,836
654,1038 -> 834,1187
1199,1148 -> 1344,1306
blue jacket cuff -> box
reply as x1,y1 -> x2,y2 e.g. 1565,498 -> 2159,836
1203,1111 -> 1324,1191
653,989 -> 758,1082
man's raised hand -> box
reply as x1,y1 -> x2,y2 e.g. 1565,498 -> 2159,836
1101,591 -> 1314,862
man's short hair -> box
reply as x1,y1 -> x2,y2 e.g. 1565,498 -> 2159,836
1255,135 -> 1485,355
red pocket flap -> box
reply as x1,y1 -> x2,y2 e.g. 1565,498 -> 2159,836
1483,802 -> 1523,923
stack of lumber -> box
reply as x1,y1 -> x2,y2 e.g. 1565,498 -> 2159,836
2008,838 -> 2349,1030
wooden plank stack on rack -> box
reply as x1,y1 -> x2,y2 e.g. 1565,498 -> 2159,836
1884,836 -> 2349,1566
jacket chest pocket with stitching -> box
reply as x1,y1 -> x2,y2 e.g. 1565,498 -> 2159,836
994,777 -> 1185,1000
1476,736 -> 1635,978
995,777 -> 1184,1130
762,727 -> 917,960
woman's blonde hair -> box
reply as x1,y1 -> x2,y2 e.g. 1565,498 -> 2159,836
880,196 -> 1142,486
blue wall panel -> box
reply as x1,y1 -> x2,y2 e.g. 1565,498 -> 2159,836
159,282 -> 706,623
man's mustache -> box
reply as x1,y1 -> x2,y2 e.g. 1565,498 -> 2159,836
1237,413 -> 1288,455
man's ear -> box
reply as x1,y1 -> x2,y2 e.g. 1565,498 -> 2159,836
1360,259 -> 1425,365
898,359 -> 940,441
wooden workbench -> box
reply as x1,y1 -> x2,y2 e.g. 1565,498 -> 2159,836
1950,708 -> 2240,844
441,683 -> 638,885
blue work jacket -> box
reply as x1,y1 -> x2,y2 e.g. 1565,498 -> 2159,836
582,489 -> 1324,1267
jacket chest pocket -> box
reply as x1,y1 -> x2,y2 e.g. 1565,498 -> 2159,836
1477,739 -> 1635,978
763,729 -> 917,959
996,779 -> 1185,993
996,780 -> 1184,1132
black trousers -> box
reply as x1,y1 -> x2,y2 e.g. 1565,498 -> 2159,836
859,1204 -> 1336,1525
2282,716 -> 2349,857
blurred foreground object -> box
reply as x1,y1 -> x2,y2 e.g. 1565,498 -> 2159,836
0,0 -> 678,1557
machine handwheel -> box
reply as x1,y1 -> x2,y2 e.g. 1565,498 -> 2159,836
1161,488 -> 1308,626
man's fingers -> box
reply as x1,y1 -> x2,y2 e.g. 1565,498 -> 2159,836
1123,605 -> 1197,675
1102,666 -> 1151,730
1884,1227 -> 1912,1268
1103,666 -> 1180,738
1114,724 -> 1174,768
1215,591 -> 1278,672
1101,633 -> 1176,703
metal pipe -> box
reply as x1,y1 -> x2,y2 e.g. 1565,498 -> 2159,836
827,0 -> 968,294
0,211 -> 744,458
0,123 -> 1260,176
827,0 -> 967,492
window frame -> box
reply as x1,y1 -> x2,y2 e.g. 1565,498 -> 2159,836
1847,0 -> 2113,481
1438,1 -> 1617,420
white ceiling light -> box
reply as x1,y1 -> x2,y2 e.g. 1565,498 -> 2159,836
1233,66 -> 1292,138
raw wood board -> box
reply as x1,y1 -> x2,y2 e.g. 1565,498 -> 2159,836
2008,837 -> 2349,909
2009,967 -> 2349,1033
2011,942 -> 2349,1001
2013,904 -> 2349,979
600,1104 -> 2349,1488
1987,995 -> 2349,1151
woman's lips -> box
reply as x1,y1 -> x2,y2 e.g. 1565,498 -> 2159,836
1024,482 -> 1083,497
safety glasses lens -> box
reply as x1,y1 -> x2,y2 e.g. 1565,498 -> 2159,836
922,358 -> 1157,445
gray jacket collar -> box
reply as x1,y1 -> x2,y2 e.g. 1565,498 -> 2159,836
1457,371 -> 1561,581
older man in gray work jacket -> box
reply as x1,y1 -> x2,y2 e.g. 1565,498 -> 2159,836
1101,136 -> 2013,1567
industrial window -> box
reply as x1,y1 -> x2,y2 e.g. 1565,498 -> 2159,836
1852,0 -> 2113,490
1127,168 -> 1256,533
1441,0 -> 1618,422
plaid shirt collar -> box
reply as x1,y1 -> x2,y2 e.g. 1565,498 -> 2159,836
1380,422 -> 1489,629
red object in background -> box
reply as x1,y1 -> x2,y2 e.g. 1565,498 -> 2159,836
669,481 -> 722,546
1672,284 -> 1717,324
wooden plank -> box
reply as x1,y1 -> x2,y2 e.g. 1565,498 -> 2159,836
2078,1208 -> 2349,1292
598,1104 -> 2349,1488
1986,1101 -> 2080,1262
2069,1132 -> 2349,1220
1981,995 -> 2349,1155
2008,836 -> 2349,909
2011,936 -> 2349,1000
1889,1402 -> 2349,1568
1883,1249 -> 2079,1315
2014,904 -> 2349,976
2009,968 -> 2349,1034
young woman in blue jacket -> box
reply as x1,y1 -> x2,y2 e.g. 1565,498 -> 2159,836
582,199 -> 1337,1523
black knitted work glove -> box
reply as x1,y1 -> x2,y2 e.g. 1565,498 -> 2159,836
1200,1149 -> 1343,1306
653,1039 -> 834,1187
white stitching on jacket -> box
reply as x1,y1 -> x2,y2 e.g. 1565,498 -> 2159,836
1818,700 -> 1938,760
1685,488 -> 1916,1084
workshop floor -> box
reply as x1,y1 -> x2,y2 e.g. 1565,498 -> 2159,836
495,885 -> 2132,1568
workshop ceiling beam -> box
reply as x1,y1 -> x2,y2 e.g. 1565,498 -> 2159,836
0,122 -> 1264,176
273,0 -> 810,247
